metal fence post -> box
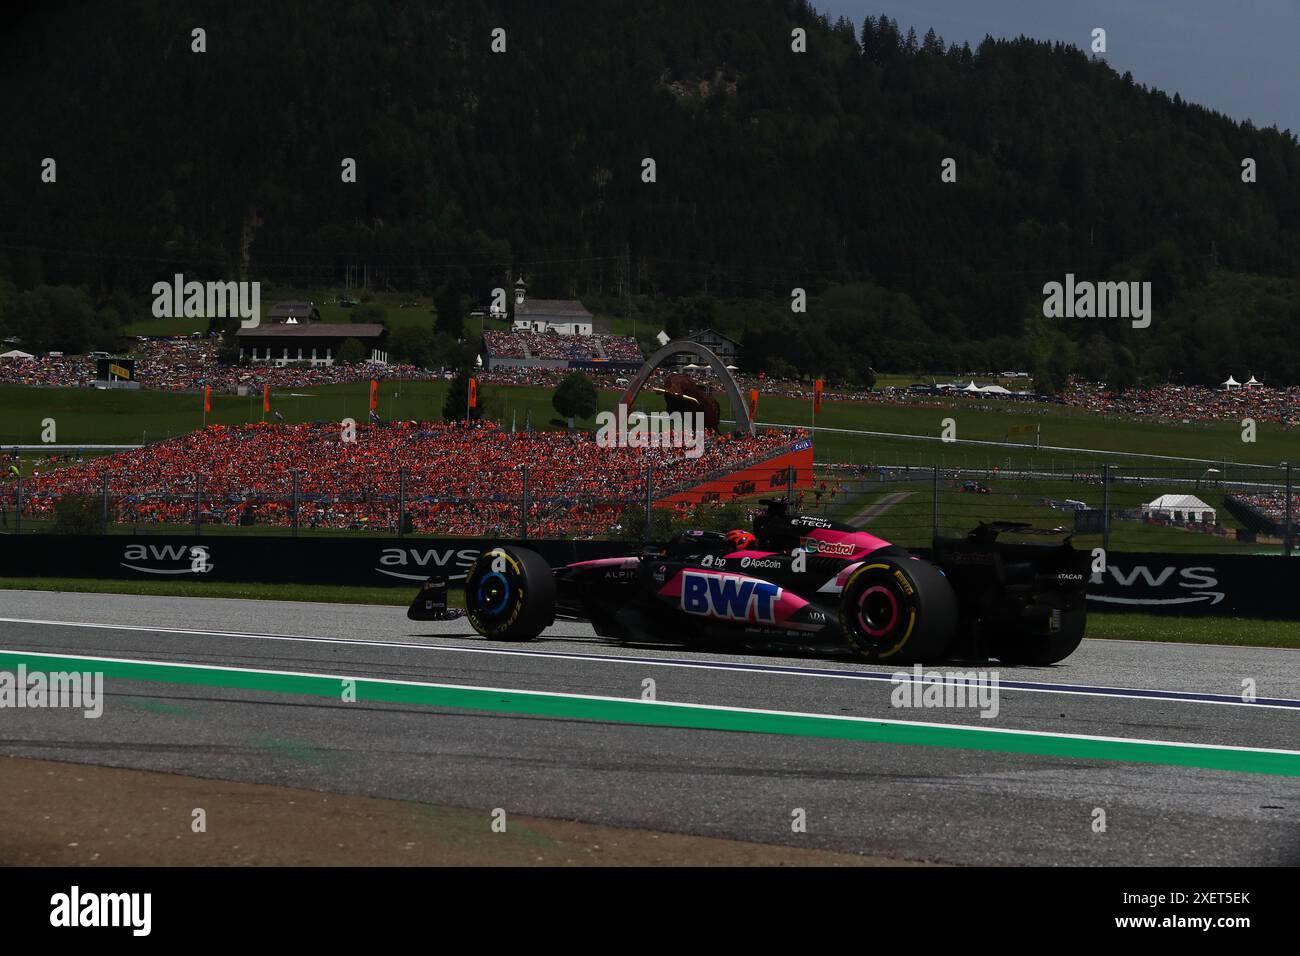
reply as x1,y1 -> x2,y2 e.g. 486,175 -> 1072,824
931,464 -> 939,539
786,464 -> 794,501
292,470 -> 300,537
14,471 -> 21,535
101,473 -> 109,530
398,466 -> 407,538
644,463 -> 653,543
1285,462 -> 1293,558
520,466 -> 529,540
1102,464 -> 1111,552
194,474 -> 202,536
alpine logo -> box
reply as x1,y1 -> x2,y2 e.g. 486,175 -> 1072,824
1088,563 -> 1224,606
681,571 -> 781,623
377,547 -> 479,582
121,543 -> 212,575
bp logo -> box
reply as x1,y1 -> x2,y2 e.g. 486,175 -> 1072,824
681,571 -> 781,623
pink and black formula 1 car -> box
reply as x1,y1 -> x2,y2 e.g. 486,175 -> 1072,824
409,499 -> 1089,664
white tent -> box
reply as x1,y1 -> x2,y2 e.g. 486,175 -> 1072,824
1142,493 -> 1216,524
980,384 -> 1011,394
0,349 -> 34,360
1244,375 -> 1262,387
963,381 -> 983,392
1221,375 -> 1240,390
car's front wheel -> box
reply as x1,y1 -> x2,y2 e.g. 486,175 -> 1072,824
464,545 -> 555,641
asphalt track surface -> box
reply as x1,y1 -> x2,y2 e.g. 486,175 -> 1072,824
1,589 -> 1297,866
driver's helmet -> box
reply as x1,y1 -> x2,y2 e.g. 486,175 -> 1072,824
724,529 -> 757,551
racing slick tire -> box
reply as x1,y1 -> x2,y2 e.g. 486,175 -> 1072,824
839,555 -> 958,663
992,608 -> 1086,665
463,546 -> 555,641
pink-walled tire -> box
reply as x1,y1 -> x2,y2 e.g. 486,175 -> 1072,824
839,556 -> 957,662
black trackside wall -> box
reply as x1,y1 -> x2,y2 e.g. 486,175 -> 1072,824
0,536 -> 628,590
0,537 -> 1296,619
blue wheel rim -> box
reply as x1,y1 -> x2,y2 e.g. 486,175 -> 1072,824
476,571 -> 511,616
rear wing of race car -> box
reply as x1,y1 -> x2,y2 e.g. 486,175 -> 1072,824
958,520 -> 1075,546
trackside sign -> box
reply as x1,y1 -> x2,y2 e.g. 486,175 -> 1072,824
0,538 -> 1295,619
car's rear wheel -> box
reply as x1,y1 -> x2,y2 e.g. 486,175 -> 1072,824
839,556 -> 957,662
992,608 -> 1086,665
464,546 -> 555,641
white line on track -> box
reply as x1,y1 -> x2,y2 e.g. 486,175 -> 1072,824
4,646 -> 1299,758
1,616 -> 1296,711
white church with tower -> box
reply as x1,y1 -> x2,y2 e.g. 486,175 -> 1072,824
510,277 -> 593,336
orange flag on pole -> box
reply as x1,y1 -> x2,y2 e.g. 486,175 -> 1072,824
813,378 -> 824,414
369,379 -> 378,412
468,376 -> 478,409
263,383 -> 270,414
203,385 -> 212,414
748,388 -> 759,421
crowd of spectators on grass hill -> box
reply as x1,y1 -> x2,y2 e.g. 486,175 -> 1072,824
3,339 -> 1298,430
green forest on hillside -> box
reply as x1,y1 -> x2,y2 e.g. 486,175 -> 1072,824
1,0 -> 1298,386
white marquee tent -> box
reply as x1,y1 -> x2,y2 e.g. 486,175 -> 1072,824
1142,493 -> 1216,524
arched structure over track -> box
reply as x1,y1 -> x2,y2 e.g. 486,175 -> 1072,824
622,340 -> 754,436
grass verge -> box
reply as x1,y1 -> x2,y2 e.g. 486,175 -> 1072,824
1085,613 -> 1300,649
0,575 -> 442,607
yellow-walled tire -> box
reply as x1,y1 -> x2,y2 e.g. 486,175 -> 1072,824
464,546 -> 556,641
839,556 -> 957,662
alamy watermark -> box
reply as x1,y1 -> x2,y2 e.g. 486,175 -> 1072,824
151,273 -> 260,327
0,665 -> 104,718
50,886 -> 150,936
1042,273 -> 1151,329
595,407 -> 705,459
890,664 -> 1000,719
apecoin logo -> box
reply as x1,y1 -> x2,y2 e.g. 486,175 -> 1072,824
681,571 -> 781,623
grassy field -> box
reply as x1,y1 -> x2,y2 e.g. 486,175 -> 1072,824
0,576 -> 428,606
3,377 -> 1289,558
812,476 -> 1277,554
0,577 -> 1293,649
4,379 -> 1297,473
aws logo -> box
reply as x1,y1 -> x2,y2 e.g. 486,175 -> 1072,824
1088,563 -> 1223,606
377,547 -> 480,582
121,543 -> 211,575
681,571 -> 781,623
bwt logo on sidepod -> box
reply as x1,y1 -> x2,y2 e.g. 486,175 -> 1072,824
121,544 -> 211,575
681,571 -> 781,623
1089,563 -> 1223,607
377,547 -> 480,582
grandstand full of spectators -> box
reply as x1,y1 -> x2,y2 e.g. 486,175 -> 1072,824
483,329 -> 642,365
16,420 -> 807,538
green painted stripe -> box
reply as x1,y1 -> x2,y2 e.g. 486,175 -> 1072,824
3,649 -> 1298,777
